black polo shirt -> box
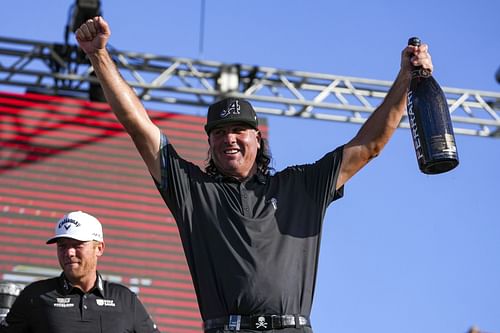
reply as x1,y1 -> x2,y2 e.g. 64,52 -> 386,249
156,133 -> 344,323
0,273 -> 159,333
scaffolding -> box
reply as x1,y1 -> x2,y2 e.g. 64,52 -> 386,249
1,35 -> 499,139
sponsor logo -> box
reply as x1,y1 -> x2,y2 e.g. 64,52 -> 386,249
54,297 -> 74,308
58,218 -> 81,231
56,298 -> 71,303
220,100 -> 241,118
96,299 -> 116,307
269,198 -> 278,210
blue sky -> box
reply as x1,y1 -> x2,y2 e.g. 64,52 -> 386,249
2,1 -> 500,332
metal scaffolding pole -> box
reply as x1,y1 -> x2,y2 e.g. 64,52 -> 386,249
1,36 -> 499,137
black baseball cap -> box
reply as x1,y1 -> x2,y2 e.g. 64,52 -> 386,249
204,97 -> 258,134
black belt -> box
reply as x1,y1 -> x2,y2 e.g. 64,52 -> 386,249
204,314 -> 311,331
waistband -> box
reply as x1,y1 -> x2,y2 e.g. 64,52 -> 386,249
204,314 -> 311,331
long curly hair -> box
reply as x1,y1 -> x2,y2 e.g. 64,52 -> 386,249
205,137 -> 274,177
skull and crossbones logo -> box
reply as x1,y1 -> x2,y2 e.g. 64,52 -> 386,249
255,316 -> 268,329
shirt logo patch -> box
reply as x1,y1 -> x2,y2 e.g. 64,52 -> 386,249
96,299 -> 116,307
54,298 -> 74,308
269,197 -> 278,210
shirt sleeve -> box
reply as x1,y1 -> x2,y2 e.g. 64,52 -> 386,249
133,295 -> 161,333
155,132 -> 169,190
304,144 -> 345,207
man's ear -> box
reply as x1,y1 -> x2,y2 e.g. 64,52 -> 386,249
96,242 -> 105,257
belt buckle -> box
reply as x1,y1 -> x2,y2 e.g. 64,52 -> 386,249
227,315 -> 241,331
252,315 -> 278,330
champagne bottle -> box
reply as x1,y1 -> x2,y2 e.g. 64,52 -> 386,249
406,37 -> 459,174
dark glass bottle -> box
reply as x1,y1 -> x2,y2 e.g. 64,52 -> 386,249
406,37 -> 459,174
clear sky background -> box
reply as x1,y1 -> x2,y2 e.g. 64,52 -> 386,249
2,1 -> 500,333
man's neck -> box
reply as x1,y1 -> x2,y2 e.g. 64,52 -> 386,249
66,272 -> 98,293
223,164 -> 258,182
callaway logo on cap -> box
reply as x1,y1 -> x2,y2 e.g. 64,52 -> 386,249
46,211 -> 103,244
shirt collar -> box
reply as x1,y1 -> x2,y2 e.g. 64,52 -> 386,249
254,170 -> 267,184
58,271 -> 105,297
214,170 -> 267,184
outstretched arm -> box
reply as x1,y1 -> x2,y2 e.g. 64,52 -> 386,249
75,16 -> 162,182
336,42 -> 433,189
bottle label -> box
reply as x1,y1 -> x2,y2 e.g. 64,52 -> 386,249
429,133 -> 457,157
406,90 -> 424,160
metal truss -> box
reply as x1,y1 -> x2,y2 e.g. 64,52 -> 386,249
1,36 -> 499,137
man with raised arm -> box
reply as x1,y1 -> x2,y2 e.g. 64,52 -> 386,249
75,16 -> 433,333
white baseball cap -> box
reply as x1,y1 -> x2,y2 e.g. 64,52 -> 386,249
46,211 -> 104,244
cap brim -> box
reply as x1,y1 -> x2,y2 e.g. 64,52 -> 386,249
205,119 -> 258,134
46,237 -> 58,244
46,235 -> 96,244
